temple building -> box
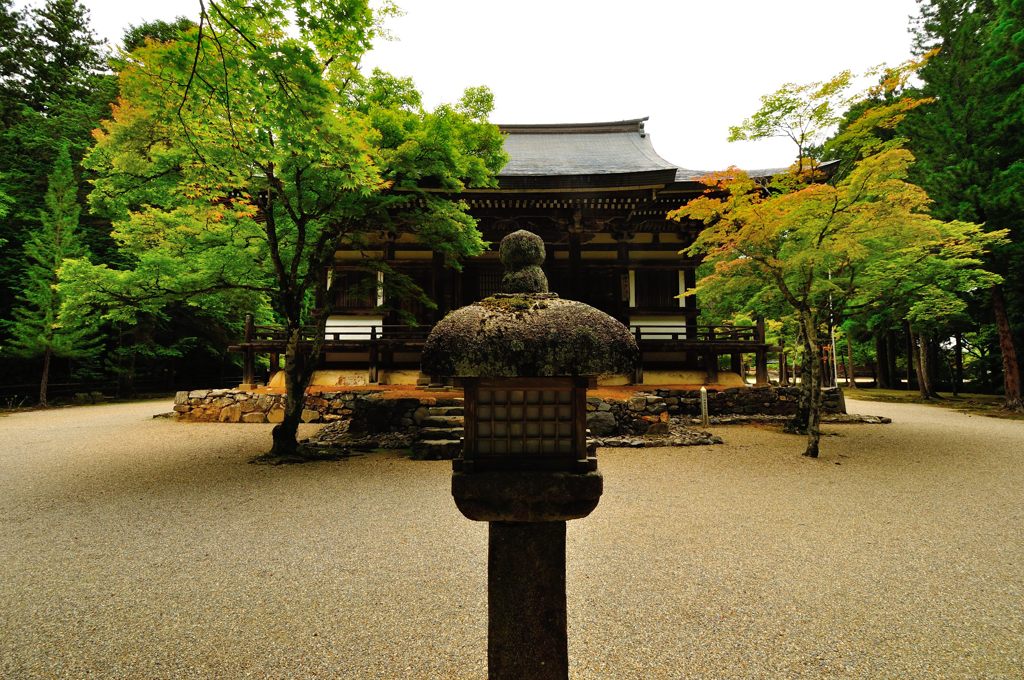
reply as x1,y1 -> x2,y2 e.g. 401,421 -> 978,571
237,117 -> 779,387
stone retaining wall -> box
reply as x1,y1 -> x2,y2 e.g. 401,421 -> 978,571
174,386 -> 843,434
585,387 -> 845,437
173,389 -> 454,432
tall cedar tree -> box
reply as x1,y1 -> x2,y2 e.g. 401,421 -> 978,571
3,145 -> 98,405
75,0 -> 506,460
907,0 -> 1024,409
0,0 -> 114,322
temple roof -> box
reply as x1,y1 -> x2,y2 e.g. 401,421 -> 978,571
498,118 -> 678,177
494,117 -> 794,189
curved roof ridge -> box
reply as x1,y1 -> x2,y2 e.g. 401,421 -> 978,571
498,118 -> 649,135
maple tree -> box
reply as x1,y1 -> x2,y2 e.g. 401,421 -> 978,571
74,0 -> 506,459
672,66 -> 1004,457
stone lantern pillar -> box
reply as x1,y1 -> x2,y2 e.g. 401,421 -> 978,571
422,230 -> 638,680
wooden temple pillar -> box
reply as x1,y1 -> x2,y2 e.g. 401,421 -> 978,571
730,353 -> 742,376
754,316 -> 769,386
778,339 -> 788,386
684,268 -> 699,369
704,327 -> 718,385
241,313 -> 256,388
568,232 -> 582,301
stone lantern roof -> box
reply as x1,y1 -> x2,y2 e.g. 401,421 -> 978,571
422,230 -> 638,378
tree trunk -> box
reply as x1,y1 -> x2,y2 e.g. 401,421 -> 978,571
801,316 -> 823,458
265,304 -> 330,461
992,286 -> 1023,410
886,330 -> 898,390
38,346 -> 52,407
847,337 -> 857,389
269,329 -> 311,459
904,323 -> 916,391
926,336 -> 940,393
911,331 -> 938,400
787,326 -> 811,435
876,333 -> 891,389
837,340 -> 849,388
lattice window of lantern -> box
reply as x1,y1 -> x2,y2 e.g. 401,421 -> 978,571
475,385 -> 574,458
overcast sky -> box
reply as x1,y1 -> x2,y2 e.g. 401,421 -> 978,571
74,0 -> 921,171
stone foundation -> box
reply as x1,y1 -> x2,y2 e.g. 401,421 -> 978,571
173,389 -> 451,433
174,386 -> 843,431
586,387 -> 845,437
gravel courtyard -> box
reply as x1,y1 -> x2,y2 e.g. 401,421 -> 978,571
1,398 -> 1021,679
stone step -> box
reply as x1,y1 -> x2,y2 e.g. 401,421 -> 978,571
421,415 -> 465,428
411,439 -> 462,461
427,406 -> 464,416
432,397 -> 465,407
418,427 -> 464,439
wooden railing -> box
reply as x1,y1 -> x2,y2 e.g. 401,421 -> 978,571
235,315 -> 770,386
249,324 -> 430,344
628,323 -> 763,344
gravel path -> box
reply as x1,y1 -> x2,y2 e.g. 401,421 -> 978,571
1,398 -> 1022,678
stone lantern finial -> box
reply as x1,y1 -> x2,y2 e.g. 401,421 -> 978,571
499,229 -> 548,294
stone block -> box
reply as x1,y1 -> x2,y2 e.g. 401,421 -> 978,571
219,404 -> 242,423
301,409 -> 320,423
586,411 -> 618,437
188,390 -> 210,400
267,407 -> 285,423
242,412 -> 266,423
174,391 -> 189,405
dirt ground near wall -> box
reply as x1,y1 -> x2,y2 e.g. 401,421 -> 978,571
1,398 -> 1022,678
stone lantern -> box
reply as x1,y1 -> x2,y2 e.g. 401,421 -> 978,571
422,230 -> 637,680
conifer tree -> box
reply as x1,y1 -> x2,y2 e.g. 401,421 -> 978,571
3,145 -> 98,405
906,0 -> 1023,409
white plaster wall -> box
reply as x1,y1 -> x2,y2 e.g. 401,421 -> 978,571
629,315 -> 688,340
325,315 -> 384,341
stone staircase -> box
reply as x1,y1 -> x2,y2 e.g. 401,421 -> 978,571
411,399 -> 464,460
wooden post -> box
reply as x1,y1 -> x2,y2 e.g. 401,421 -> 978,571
568,232 -> 581,301
779,342 -> 789,386
368,325 -> 379,384
705,327 -> 718,385
632,326 -> 644,385
730,353 -> 742,376
755,349 -> 769,387
242,313 -> 255,388
754,319 -> 769,386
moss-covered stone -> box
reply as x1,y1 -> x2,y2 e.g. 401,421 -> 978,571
501,265 -> 549,294
499,229 -> 545,269
424,229 -> 637,378
422,293 -> 638,377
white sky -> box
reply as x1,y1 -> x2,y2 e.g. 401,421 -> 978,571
74,0 -> 920,171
